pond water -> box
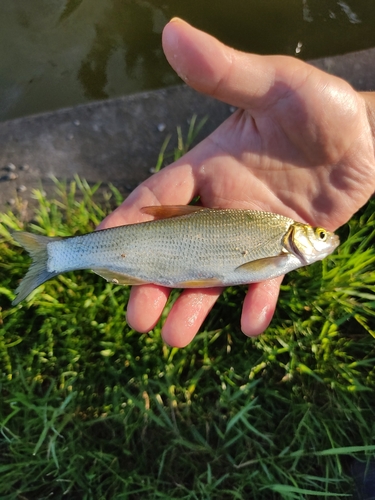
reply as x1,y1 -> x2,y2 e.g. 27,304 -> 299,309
1,0 -> 375,121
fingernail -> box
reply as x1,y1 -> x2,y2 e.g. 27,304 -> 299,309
170,17 -> 184,24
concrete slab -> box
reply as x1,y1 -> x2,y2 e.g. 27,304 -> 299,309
0,46 -> 374,217
0,86 -> 233,218
310,48 -> 375,91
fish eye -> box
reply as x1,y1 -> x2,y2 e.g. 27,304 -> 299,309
315,228 -> 327,241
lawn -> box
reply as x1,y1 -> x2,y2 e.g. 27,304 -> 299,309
1,123 -> 375,499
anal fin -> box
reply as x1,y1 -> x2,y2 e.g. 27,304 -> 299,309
92,268 -> 148,285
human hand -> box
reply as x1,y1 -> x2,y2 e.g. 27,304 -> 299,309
98,18 -> 375,347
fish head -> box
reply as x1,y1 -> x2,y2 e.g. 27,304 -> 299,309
283,222 -> 340,265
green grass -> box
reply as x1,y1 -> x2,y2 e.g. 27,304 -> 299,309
1,122 -> 375,498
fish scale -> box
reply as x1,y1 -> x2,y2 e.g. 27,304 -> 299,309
49,210 -> 292,281
11,206 -> 340,305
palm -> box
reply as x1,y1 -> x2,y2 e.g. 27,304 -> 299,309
99,19 -> 375,347
184,74 -> 373,232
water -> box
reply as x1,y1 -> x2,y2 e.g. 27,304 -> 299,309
1,0 -> 375,122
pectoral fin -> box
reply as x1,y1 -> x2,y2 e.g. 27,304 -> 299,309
92,268 -> 148,285
234,254 -> 290,281
141,205 -> 205,219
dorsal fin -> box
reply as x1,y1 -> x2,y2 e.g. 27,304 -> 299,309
141,205 -> 205,219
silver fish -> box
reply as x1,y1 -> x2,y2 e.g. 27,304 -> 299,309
12,205 -> 339,305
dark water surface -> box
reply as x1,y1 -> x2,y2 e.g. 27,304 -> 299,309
1,0 -> 375,121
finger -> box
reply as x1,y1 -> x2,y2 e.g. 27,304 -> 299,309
161,288 -> 223,347
162,18 -> 310,111
97,163 -> 197,333
126,284 -> 170,333
241,276 -> 283,336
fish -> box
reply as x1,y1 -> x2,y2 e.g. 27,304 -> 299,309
11,205 -> 340,305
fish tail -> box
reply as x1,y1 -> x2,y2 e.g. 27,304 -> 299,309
12,232 -> 60,305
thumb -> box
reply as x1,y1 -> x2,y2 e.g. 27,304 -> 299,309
162,18 -> 309,110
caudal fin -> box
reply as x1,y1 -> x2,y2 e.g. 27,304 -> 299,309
12,232 -> 61,305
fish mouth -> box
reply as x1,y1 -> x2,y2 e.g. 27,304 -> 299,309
283,225 -> 308,265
